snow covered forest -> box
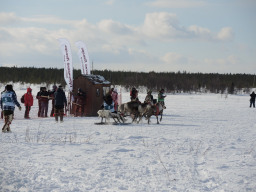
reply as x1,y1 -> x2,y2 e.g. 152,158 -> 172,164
0,66 -> 255,94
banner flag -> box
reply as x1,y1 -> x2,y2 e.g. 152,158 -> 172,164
58,38 -> 73,91
75,41 -> 91,75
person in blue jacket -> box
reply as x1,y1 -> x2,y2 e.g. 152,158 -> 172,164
103,91 -> 115,113
1,85 -> 21,132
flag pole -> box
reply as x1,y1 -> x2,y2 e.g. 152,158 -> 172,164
253,74 -> 255,88
92,60 -> 94,75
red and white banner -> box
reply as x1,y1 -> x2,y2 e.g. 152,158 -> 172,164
58,38 -> 73,91
75,41 -> 90,75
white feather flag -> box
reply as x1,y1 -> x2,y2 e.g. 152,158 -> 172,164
58,38 -> 73,91
75,41 -> 91,75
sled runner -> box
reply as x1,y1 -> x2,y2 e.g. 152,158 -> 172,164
94,122 -> 131,125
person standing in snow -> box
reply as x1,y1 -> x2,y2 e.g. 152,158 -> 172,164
1,85 -> 21,132
74,88 -> 86,117
250,91 -> 256,108
54,85 -> 67,122
49,85 -> 57,117
24,87 -> 33,119
36,87 -> 43,117
40,87 -> 49,117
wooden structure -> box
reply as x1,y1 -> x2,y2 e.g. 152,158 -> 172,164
70,74 -> 111,116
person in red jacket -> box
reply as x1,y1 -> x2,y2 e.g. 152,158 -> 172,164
24,87 -> 33,119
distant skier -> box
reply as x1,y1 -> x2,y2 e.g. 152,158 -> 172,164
1,85 -> 21,132
24,87 -> 33,119
250,91 -> 256,108
54,85 -> 67,122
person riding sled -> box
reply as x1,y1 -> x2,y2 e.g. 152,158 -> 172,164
144,90 -> 154,105
111,88 -> 118,111
158,89 -> 166,108
130,87 -> 139,102
103,91 -> 115,113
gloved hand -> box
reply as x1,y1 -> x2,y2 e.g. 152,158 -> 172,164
19,106 -> 22,111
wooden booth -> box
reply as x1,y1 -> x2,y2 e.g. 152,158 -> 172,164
70,74 -> 111,116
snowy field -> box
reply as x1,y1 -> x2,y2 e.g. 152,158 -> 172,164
0,84 -> 256,192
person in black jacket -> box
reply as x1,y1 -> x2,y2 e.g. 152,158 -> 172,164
250,91 -> 256,108
36,87 -> 43,117
54,85 -> 67,122
102,91 -> 115,113
49,85 -> 57,117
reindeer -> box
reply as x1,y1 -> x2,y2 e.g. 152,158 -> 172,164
137,102 -> 153,123
118,101 -> 140,122
144,102 -> 166,124
119,101 -> 151,123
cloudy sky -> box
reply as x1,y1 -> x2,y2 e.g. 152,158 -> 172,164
0,0 -> 255,74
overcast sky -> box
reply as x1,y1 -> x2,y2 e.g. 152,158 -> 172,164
0,0 -> 255,74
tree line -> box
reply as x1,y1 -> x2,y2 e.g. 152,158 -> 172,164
0,66 -> 254,94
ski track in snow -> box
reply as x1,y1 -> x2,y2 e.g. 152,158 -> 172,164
0,86 -> 256,192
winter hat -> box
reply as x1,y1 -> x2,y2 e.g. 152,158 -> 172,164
53,85 -> 57,90
6,84 -> 13,91
27,88 -> 32,92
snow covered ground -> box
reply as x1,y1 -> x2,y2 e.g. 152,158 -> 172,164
0,84 -> 255,192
